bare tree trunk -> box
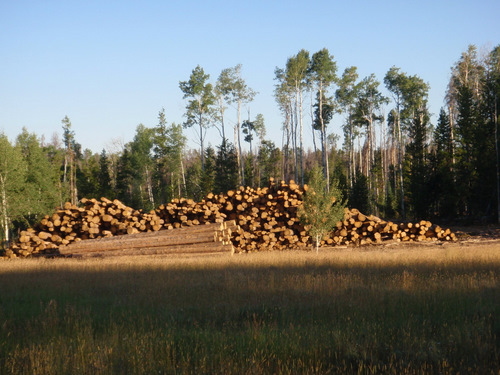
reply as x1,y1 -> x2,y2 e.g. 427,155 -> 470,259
198,108 -> 205,171
310,90 -> 317,154
495,97 -> 500,224
180,155 -> 187,196
292,94 -> 299,183
299,90 -> 305,186
237,100 -> 245,186
145,165 -> 155,209
349,115 -> 355,189
397,117 -> 405,219
0,174 -> 9,246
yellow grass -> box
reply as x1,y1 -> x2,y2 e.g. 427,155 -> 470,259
0,240 -> 499,374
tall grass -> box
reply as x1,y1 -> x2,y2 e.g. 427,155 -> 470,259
0,245 -> 499,374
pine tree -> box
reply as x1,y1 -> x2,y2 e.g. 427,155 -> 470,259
98,149 -> 113,199
215,140 -> 238,194
299,166 -> 345,252
428,108 -> 456,217
115,148 -> 135,206
200,146 -> 216,197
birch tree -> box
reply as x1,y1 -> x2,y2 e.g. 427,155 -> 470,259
286,49 -> 310,185
0,134 -> 25,246
352,74 -> 388,195
336,66 -> 360,189
274,68 -> 294,181
217,64 -> 256,186
61,116 -> 78,205
309,48 -> 337,189
179,65 -> 215,171
384,67 -> 408,218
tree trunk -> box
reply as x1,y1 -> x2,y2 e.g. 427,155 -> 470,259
495,97 -> 500,224
397,115 -> 406,219
299,89 -> 304,186
237,100 -> 245,186
0,174 -> 9,245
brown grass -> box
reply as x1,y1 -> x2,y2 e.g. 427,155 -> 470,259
0,239 -> 499,374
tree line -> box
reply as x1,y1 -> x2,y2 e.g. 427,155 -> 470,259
1,44 -> 499,246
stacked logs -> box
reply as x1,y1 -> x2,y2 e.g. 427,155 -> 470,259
154,179 -> 308,252
4,179 -> 457,258
58,221 -> 237,257
6,197 -> 165,257
322,208 -> 457,246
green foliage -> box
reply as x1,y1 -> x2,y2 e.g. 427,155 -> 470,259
349,172 -> 370,214
299,166 -> 345,250
405,107 -> 431,219
200,146 -> 216,197
179,65 -> 216,170
257,140 -> 282,187
98,149 -> 113,198
0,134 -> 26,245
115,148 -> 135,206
153,109 -> 187,203
76,149 -> 100,199
15,129 -> 60,221
215,140 -> 238,194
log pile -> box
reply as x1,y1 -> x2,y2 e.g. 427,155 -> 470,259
323,208 -> 457,246
6,197 -> 166,258
58,221 -> 236,257
4,179 -> 457,258
154,179 -> 307,252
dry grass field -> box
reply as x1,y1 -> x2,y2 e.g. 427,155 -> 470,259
0,236 -> 499,374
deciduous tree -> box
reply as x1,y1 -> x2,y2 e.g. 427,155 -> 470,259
179,65 -> 216,171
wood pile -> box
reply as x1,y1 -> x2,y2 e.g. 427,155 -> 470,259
4,179 -> 457,258
323,208 -> 457,246
6,197 -> 166,258
58,221 -> 237,257
154,179 -> 308,252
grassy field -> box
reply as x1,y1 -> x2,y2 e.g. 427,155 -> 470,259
0,241 -> 499,374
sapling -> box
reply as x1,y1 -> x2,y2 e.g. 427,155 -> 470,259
298,167 -> 346,253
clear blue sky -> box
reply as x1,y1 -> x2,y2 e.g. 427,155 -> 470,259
1,0 -> 499,154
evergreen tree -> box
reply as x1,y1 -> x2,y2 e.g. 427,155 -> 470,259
200,146 -> 216,197
349,171 -> 370,214
257,140 -> 282,187
299,166 -> 345,252
129,124 -> 156,210
98,149 -> 113,198
153,109 -> 187,203
405,107 -> 431,218
215,140 -> 238,194
77,149 -> 100,199
115,147 -> 135,206
428,108 -> 456,217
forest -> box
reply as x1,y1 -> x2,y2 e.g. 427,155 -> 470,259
1,44 -> 499,247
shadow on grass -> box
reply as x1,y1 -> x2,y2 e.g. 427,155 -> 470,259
0,259 -> 499,373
